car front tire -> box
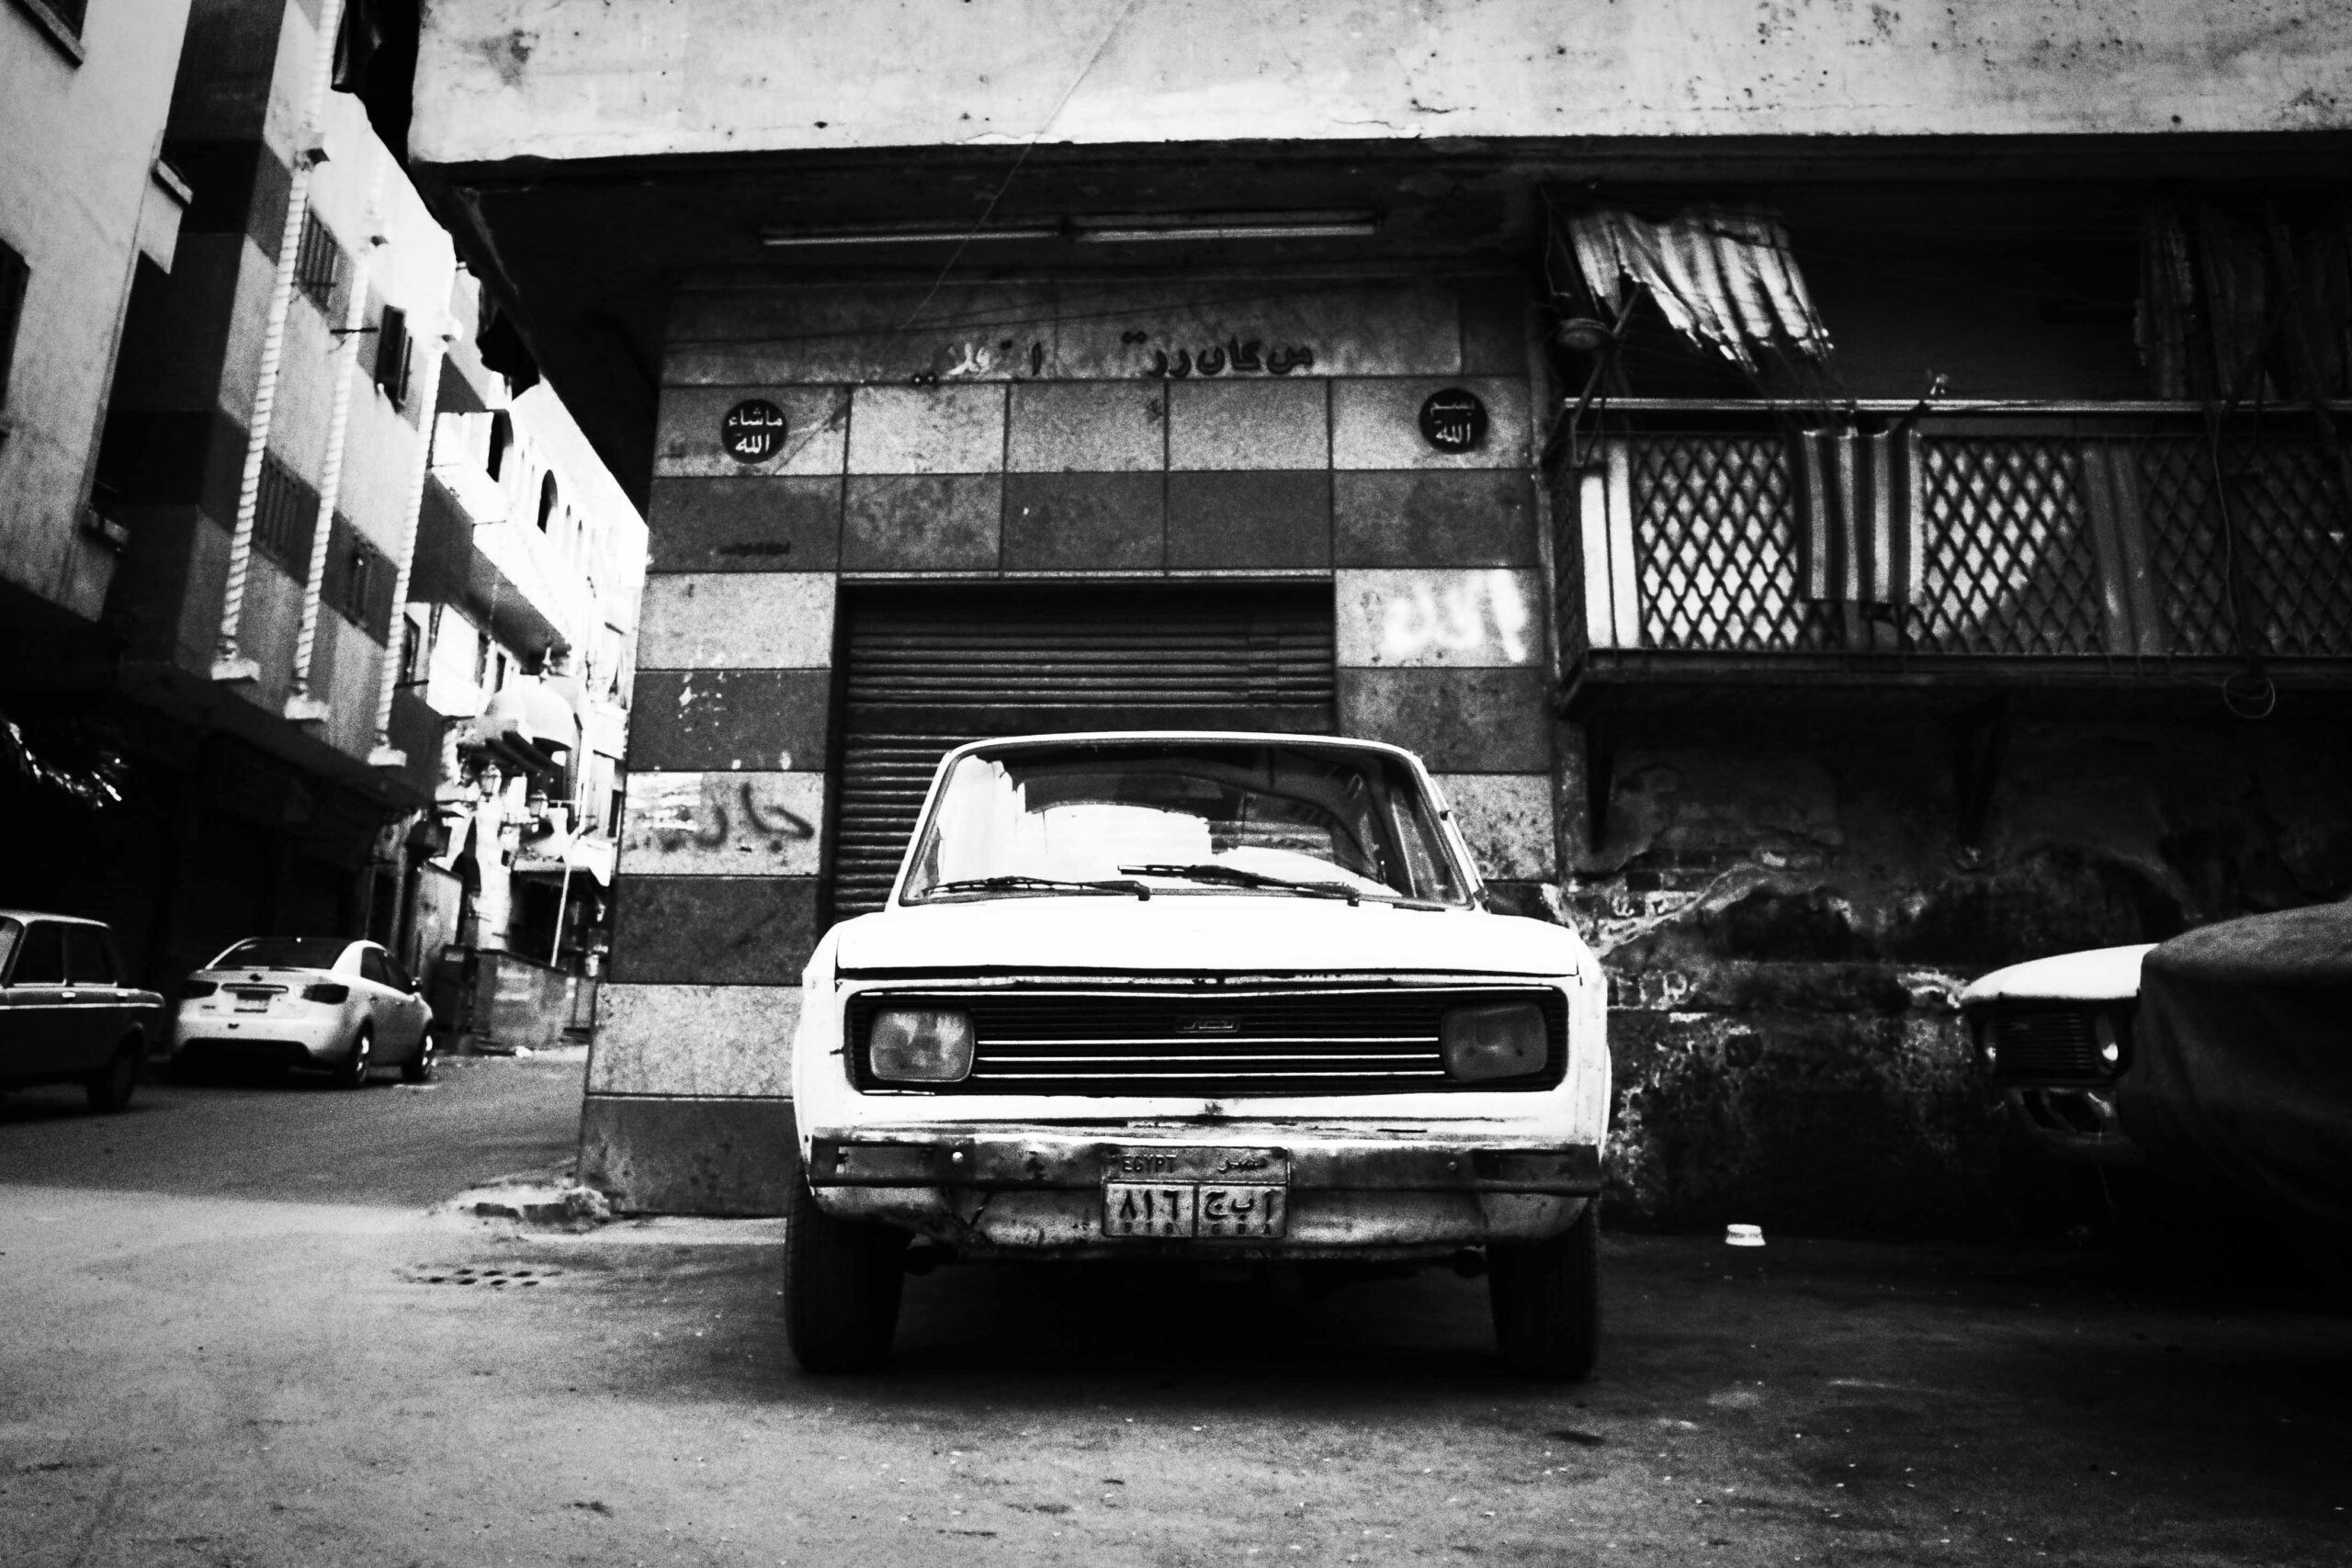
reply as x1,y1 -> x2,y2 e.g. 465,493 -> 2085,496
1489,1197 -> 1601,1381
334,1026 -> 374,1090
401,1028 -> 437,1084
782,1175 -> 907,1372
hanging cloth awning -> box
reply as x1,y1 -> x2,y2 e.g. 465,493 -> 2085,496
1566,206 -> 1835,368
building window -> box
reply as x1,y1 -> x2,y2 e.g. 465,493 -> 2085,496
253,452 -> 313,574
333,529 -> 379,625
475,628 -> 491,686
486,412 -> 511,479
0,238 -> 25,414
399,616 -> 422,685
293,211 -> 343,311
9,0 -> 85,55
376,306 -> 413,408
536,472 -> 558,532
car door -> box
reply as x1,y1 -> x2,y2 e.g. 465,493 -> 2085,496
378,951 -> 429,1055
60,925 -> 133,1073
1,921 -> 75,1078
356,947 -> 418,1055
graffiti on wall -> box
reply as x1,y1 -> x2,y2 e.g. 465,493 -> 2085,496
1377,569 -> 1533,665
622,772 -> 824,876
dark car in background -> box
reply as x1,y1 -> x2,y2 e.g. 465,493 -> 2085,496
0,911 -> 164,1112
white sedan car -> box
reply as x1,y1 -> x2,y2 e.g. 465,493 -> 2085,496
172,937 -> 436,1088
790,732 -> 1611,1378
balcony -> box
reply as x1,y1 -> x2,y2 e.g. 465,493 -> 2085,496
1560,406 -> 2352,722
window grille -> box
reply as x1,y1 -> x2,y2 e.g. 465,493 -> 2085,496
334,529 -> 379,626
253,452 -> 312,573
294,212 -> 342,310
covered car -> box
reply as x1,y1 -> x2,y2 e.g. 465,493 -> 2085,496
2118,903 -> 2352,1284
788,732 -> 1611,1378
173,937 -> 436,1088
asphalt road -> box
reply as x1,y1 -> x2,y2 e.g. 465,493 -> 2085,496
2,1057 -> 2348,1567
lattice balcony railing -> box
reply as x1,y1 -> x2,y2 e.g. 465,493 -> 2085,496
1567,419 -> 2352,668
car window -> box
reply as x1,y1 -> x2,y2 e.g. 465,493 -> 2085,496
211,936 -> 351,972
359,949 -> 393,987
904,741 -> 1472,906
381,953 -> 414,992
10,922 -> 65,985
0,918 -> 19,978
64,927 -> 117,986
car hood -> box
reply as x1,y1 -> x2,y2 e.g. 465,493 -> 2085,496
830,893 -> 1586,979
1960,943 -> 2156,1006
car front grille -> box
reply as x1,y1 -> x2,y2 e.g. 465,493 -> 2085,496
848,986 -> 1567,1097
1987,1008 -> 2106,1079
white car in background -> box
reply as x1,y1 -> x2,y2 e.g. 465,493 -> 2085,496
173,937 -> 436,1089
1959,942 -> 2156,1163
789,732 -> 1611,1379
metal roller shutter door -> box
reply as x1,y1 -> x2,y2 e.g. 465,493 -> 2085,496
830,585 -> 1336,921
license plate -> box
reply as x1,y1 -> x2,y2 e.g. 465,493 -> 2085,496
1102,1145 -> 1288,1239
233,992 -> 271,1013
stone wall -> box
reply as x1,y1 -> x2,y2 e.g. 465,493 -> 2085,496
1568,711 -> 2352,1235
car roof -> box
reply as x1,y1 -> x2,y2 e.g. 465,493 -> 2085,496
0,910 -> 107,927
936,730 -> 1426,765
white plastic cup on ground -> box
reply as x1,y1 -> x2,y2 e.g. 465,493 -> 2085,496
1724,1223 -> 1766,1247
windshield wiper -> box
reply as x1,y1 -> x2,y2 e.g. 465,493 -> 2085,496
925,874 -> 1150,900
1118,862 -> 1363,906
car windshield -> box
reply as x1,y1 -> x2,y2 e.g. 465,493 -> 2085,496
210,937 -> 350,972
901,740 -> 1471,906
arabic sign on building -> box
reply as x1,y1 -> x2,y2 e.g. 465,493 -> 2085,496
720,399 -> 788,463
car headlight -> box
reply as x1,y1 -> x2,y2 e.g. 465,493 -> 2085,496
868,1008 -> 975,1083
1441,1001 -> 1548,1082
2093,1010 -> 2125,1074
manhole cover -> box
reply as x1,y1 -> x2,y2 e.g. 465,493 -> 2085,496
401,1264 -> 563,1289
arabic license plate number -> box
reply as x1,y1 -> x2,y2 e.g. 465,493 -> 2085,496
1101,1145 -> 1289,1240
1101,1183 -> 1286,1239
233,993 -> 270,1013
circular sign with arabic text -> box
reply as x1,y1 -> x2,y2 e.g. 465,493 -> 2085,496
720,399 -> 788,464
1419,388 -> 1488,453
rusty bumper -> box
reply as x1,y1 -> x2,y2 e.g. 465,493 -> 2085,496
803,1127 -> 1601,1259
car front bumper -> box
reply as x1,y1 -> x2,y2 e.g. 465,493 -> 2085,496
1999,1085 -> 2144,1164
803,1122 -> 1602,1260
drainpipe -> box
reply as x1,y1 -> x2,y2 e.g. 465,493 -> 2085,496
286,157 -> 388,723
368,318 -> 449,768
211,0 -> 346,684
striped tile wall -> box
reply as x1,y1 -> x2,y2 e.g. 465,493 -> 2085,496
587,273 -> 1559,1205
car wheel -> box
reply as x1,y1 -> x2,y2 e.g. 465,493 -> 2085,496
401,1027 -> 438,1084
85,1036 -> 141,1114
782,1173 -> 907,1372
335,1026 -> 374,1090
1489,1198 -> 1601,1381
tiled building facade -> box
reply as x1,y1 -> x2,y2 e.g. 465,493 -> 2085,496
584,275 -> 1561,1208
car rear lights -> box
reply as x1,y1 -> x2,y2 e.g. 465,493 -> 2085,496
1441,1001 -> 1548,1082
302,983 -> 350,1003
868,1008 -> 976,1083
181,980 -> 218,998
